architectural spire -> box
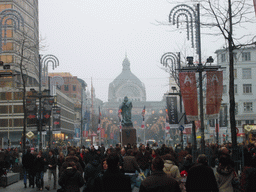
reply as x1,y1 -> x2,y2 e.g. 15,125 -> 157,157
122,54 -> 130,71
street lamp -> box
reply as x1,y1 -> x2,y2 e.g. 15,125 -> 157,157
161,52 -> 184,149
169,3 -> 205,153
42,55 -> 59,86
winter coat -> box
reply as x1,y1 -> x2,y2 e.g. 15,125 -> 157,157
60,155 -> 83,175
215,165 -> 235,192
47,155 -> 57,170
136,151 -> 152,170
22,152 -> 35,169
59,167 -> 84,192
92,167 -> 131,192
34,156 -> 46,173
163,160 -> 181,181
139,170 -> 181,192
84,159 -> 101,191
186,163 -> 219,192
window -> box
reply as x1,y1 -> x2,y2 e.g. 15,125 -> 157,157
221,53 -> 226,62
234,69 -> 237,79
242,52 -> 251,61
242,68 -> 251,79
236,120 -> 241,126
244,102 -> 253,112
73,85 -> 76,91
243,84 -> 252,94
235,103 -> 238,115
2,42 -> 13,51
223,85 -> 227,94
14,119 -> 23,127
14,105 -> 23,113
245,120 -> 254,124
234,84 -> 237,94
223,68 -> 226,79
64,85 -> 69,91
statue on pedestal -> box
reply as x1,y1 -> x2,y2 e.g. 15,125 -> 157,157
120,96 -> 133,128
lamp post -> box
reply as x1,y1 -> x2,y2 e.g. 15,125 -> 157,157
29,55 -> 58,151
169,3 -> 206,153
41,55 -> 59,86
161,52 -> 184,149
41,55 -> 59,150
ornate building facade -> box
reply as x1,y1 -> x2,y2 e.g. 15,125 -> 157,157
102,56 -> 166,144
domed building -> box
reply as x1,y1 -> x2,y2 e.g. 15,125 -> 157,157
102,56 -> 167,145
108,56 -> 146,102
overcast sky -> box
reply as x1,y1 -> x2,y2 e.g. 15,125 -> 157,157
38,0 -> 256,102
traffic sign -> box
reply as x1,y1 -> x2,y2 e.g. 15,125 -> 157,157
179,125 -> 184,131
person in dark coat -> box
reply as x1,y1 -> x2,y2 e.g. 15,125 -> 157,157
186,154 -> 219,192
45,150 -> 57,190
136,144 -> 152,177
92,152 -> 131,192
123,149 -> 141,190
59,161 -> 84,192
22,148 -> 35,188
83,155 -> 101,191
139,156 -> 181,192
34,151 -> 47,191
60,150 -> 83,176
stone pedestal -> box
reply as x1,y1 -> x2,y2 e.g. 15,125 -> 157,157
122,127 -> 136,147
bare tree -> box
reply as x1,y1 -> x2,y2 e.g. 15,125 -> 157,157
11,30 -> 39,153
194,0 -> 256,158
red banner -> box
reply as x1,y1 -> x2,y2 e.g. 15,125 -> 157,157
179,72 -> 198,121
206,71 -> 223,119
101,128 -> 105,138
110,132 -> 114,139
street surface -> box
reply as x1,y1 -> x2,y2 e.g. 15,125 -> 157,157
0,171 -> 140,192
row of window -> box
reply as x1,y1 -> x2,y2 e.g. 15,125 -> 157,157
223,68 -> 252,79
223,84 -> 252,94
235,102 -> 253,114
236,120 -> 254,126
221,52 -> 251,62
64,85 -> 77,91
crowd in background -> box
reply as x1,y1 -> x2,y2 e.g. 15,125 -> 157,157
1,141 -> 256,191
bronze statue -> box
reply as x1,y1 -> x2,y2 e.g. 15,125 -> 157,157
120,96 -> 133,127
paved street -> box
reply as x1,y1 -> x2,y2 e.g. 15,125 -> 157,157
0,171 -> 140,192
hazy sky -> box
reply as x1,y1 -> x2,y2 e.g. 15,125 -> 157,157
38,0 -> 256,102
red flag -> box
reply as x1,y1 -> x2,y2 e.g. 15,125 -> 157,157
118,108 -> 122,132
110,132 -> 114,139
206,71 -> 223,119
141,106 -> 146,128
97,106 -> 101,134
119,121 -> 122,132
179,72 -> 198,121
101,128 -> 105,138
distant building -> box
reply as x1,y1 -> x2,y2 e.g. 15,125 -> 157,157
102,56 -> 167,145
215,46 -> 256,143
49,72 -> 87,145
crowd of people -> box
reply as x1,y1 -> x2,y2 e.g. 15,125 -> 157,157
1,141 -> 256,191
